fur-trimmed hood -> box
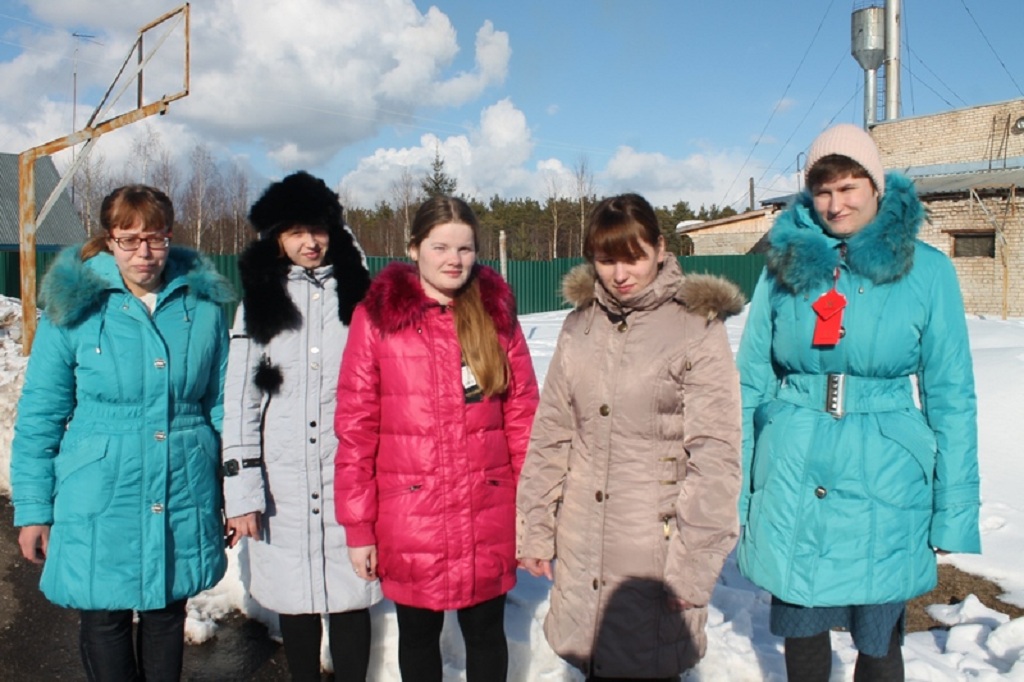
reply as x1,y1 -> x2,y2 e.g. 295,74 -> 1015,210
361,262 -> 517,335
236,230 -> 370,344
765,172 -> 925,294
39,245 -> 235,328
561,257 -> 746,322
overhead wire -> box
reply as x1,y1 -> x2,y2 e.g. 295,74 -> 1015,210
904,44 -> 967,107
903,0 -> 915,115
716,0 -> 839,209
754,50 -> 850,192
957,0 -> 1024,97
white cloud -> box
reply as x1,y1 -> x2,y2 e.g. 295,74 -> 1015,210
600,145 -> 786,210
338,98 -> 536,207
0,1 -> 510,172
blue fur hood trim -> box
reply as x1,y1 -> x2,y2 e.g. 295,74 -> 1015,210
40,245 -> 235,327
765,173 -> 925,294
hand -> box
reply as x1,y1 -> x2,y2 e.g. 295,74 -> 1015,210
18,525 -> 50,565
519,558 -> 553,580
667,597 -> 697,612
349,545 -> 378,581
225,512 -> 261,548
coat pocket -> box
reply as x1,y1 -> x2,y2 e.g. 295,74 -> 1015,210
866,411 -> 936,509
750,399 -> 789,489
53,434 -> 115,521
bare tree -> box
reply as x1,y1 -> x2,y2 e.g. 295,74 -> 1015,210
128,125 -> 162,184
544,171 -> 562,259
223,162 -> 251,254
390,166 -> 419,248
180,144 -> 221,251
572,156 -> 595,256
71,150 -> 111,237
151,146 -> 180,205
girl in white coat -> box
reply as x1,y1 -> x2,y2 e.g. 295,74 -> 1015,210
222,172 -> 381,681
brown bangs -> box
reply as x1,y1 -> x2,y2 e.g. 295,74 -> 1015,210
584,220 -> 650,262
806,154 -> 874,192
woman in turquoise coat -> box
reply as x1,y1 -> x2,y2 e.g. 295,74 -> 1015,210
11,185 -> 233,681
737,124 -> 980,681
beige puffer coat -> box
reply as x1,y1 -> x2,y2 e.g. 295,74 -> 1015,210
517,257 -> 744,679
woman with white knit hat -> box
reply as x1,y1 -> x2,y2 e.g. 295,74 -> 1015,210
737,124 -> 980,681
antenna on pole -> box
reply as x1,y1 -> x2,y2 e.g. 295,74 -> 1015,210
70,32 -> 102,203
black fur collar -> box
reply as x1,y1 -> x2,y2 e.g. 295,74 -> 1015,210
237,228 -> 371,344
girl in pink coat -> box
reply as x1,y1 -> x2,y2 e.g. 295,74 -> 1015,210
334,195 -> 539,681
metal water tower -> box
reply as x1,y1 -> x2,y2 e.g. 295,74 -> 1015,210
851,6 -> 885,126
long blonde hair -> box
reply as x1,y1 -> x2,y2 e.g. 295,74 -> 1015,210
81,185 -> 174,260
409,196 -> 508,397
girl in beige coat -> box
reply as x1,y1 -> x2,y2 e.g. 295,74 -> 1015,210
517,193 -> 744,681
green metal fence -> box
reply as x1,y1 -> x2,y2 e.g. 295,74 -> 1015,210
1,251 -> 765,319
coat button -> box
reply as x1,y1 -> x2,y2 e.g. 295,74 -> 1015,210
154,431 -> 166,441
311,362 -> 320,370
311,347 -> 320,354
815,486 -> 827,499
309,421 -> 317,427
592,578 -> 599,590
312,292 -> 321,300
595,491 -> 604,502
617,321 -> 627,332
151,503 -> 164,514
599,404 -> 610,416
311,492 -> 319,500
838,327 -> 846,338
153,358 -> 166,369
309,437 -> 317,444
312,508 -> 320,515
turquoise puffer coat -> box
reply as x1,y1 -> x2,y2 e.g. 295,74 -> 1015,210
11,246 -> 233,611
737,174 -> 980,607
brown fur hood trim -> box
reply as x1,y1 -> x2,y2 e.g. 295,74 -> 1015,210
561,262 -> 746,321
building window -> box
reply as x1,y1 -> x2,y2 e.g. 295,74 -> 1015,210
951,232 -> 995,258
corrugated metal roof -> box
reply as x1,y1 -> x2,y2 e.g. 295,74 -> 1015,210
911,167 -> 1024,197
0,153 -> 85,250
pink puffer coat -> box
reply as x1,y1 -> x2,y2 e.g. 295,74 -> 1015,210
334,262 -> 539,611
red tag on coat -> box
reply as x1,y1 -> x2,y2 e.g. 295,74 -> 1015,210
811,288 -> 847,346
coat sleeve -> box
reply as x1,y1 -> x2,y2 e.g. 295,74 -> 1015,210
203,304 -> 230,434
918,256 -> 980,553
333,304 -> 382,547
663,318 -> 742,606
10,317 -> 77,527
515,321 -> 574,560
221,304 -> 268,517
502,320 -> 539,481
735,268 -> 779,520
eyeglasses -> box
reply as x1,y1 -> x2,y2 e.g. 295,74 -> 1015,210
111,235 -> 171,251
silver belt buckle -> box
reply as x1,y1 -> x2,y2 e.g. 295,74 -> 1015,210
825,373 -> 846,418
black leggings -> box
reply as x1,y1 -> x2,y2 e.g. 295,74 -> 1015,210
394,595 -> 507,682
784,626 -> 904,682
278,609 -> 371,682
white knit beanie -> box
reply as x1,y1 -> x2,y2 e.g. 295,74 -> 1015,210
805,123 -> 885,196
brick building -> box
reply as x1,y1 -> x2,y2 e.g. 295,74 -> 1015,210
873,99 -> 1024,317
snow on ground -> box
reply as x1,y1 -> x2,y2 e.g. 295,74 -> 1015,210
3,296 -> 1024,680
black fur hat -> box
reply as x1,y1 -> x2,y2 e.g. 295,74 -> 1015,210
248,171 -> 343,238
239,172 -> 371,392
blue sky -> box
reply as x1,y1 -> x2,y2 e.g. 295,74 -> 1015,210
0,0 -> 1021,211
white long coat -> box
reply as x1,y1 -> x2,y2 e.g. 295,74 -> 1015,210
222,264 -> 381,614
